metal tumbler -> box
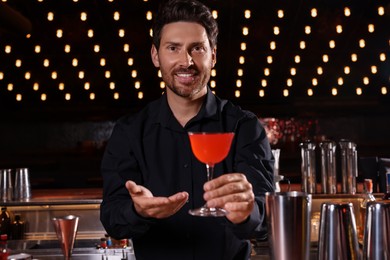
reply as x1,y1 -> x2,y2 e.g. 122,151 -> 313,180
265,191 -> 312,260
318,202 -> 360,260
14,168 -> 32,201
0,169 -> 13,202
363,201 -> 390,260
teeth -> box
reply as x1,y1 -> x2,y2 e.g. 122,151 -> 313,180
177,73 -> 192,77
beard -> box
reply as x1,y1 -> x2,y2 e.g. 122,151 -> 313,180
162,67 -> 211,99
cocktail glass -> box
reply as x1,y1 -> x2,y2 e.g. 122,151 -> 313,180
188,132 -> 234,217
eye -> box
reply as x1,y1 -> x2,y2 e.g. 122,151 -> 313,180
168,45 -> 177,51
192,45 -> 206,53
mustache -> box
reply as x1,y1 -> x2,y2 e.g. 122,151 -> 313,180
174,68 -> 198,74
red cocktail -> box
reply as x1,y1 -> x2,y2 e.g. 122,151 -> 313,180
188,132 -> 235,217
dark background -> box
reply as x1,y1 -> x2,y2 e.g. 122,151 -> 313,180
0,0 -> 389,188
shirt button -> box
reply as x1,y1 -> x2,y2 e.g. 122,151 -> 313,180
183,164 -> 189,168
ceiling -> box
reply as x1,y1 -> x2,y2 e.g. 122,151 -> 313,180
0,0 -> 389,120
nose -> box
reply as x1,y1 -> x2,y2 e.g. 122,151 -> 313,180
178,51 -> 194,67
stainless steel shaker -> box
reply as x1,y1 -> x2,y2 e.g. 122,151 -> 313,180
363,201 -> 390,260
339,140 -> 358,194
318,202 -> 360,260
319,140 -> 337,194
14,168 -> 32,201
265,191 -> 312,260
0,169 -> 13,202
300,140 -> 317,194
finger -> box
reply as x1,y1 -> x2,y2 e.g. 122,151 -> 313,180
204,173 -> 246,191
204,181 -> 252,200
206,190 -> 254,208
125,180 -> 142,194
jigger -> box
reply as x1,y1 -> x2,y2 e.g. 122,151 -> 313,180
52,215 -> 79,259
363,201 -> 390,260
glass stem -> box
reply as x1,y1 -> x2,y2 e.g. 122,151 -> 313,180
206,164 -> 215,181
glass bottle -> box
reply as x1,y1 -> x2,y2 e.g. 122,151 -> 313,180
359,179 -> 376,243
0,208 -> 11,238
0,234 -> 10,260
382,172 -> 390,200
11,214 -> 25,240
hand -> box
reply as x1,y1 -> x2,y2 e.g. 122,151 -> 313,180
125,180 -> 189,219
203,173 -> 255,224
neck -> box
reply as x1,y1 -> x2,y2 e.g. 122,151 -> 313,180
167,88 -> 207,127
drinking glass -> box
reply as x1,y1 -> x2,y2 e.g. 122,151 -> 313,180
188,132 -> 234,217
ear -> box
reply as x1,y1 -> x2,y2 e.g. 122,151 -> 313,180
211,47 -> 217,68
151,45 -> 160,68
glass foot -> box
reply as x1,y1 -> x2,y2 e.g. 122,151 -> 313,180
189,206 -> 227,217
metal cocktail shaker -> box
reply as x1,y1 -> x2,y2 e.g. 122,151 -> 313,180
265,191 -> 312,260
339,140 -> 358,194
300,140 -> 317,194
319,140 -> 337,194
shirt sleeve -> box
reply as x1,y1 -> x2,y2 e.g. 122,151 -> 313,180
100,119 -> 156,239
226,114 -> 275,240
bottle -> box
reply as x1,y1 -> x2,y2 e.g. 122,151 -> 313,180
0,208 -> 11,238
0,234 -> 10,260
382,172 -> 390,200
11,214 -> 25,240
359,179 -> 376,242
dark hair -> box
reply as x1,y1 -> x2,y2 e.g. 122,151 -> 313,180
152,0 -> 218,49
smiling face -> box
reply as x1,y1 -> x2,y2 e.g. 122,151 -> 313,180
151,22 -> 216,100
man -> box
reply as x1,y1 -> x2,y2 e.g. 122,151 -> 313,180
100,0 -> 274,259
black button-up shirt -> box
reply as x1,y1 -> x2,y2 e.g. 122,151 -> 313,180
100,89 -> 274,260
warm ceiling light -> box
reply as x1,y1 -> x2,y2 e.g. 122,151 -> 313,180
160,81 -> 165,89
41,93 -> 47,101
363,77 -> 369,85
138,92 -> 144,99
124,44 -> 130,52
379,53 -> 386,61
33,83 -> 39,91
294,55 -> 300,63
378,6 -> 385,16
210,80 -> 216,88
273,26 -> 280,35
89,93 -> 95,100
211,69 -> 216,77
329,40 -> 336,48
146,11 -> 152,20
359,39 -> 366,48
131,70 -> 137,78
322,54 -> 329,63
242,27 -> 249,36
264,68 -> 270,76
267,56 -> 273,64
240,42 -> 246,51
43,59 -> 50,67
261,79 -> 267,87
381,87 -> 387,95
94,45 -> 100,52
5,45 -> 11,53
212,10 -> 218,19
72,58 -> 78,67
300,41 -> 306,49
80,12 -> 87,21
283,89 -> 289,97
317,67 -> 323,75
259,89 -> 265,97
244,10 -> 251,19
235,90 -> 240,98
237,69 -> 243,76
338,77 -> 344,85
88,29 -> 94,38
312,78 -> 318,86
16,94 -> 22,102
277,10 -> 284,18
109,82 -> 115,90
128,58 -> 134,66
351,53 -> 358,62
331,88 -> 338,96
0,72 -> 3,80
51,71 -> 57,79
64,45 -> 71,53
307,89 -> 314,96
84,82 -> 90,90
100,58 -> 106,66
356,88 -> 362,95
239,56 -> 245,64
344,66 -> 350,74
368,24 -> 375,33
47,12 -> 54,21
287,78 -> 293,86
336,25 -> 342,33
371,66 -> 377,74
15,59 -> 22,67
344,7 -> 351,17
78,71 -> 84,79
59,83 -> 65,90
311,8 -> 317,17
105,71 -> 111,78
114,11 -> 120,21
56,29 -> 63,38
236,79 -> 242,87
7,83 -> 13,91
119,29 -> 125,37
34,45 -> 41,53
114,92 -> 119,100
270,41 -> 276,50
65,93 -> 71,100
25,72 -> 31,80
305,26 -> 311,34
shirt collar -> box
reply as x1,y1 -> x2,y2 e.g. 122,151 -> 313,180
156,87 -> 219,129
